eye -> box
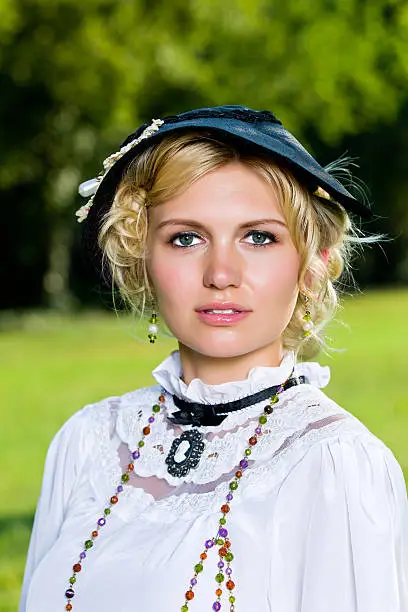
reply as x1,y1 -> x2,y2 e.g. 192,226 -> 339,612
170,232 -> 203,248
243,230 -> 278,246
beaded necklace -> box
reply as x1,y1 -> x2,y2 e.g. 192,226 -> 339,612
63,365 -> 296,611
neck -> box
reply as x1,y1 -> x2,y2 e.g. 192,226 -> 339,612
178,341 -> 285,386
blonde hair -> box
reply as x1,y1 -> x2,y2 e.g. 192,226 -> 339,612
98,130 -> 385,360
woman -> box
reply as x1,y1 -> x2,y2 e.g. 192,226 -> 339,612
20,106 -> 408,611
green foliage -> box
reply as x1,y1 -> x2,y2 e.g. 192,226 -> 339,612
2,0 -> 408,304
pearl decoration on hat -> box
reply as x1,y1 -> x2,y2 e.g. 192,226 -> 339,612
75,118 -> 164,223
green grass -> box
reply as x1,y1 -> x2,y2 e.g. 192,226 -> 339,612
1,287 -> 407,609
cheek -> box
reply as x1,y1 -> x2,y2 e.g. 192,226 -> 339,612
148,254 -> 192,305
251,249 -> 300,299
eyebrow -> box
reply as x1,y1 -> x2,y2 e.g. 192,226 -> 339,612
155,218 -> 288,230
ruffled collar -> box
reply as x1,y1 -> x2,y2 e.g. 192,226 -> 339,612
152,349 -> 330,407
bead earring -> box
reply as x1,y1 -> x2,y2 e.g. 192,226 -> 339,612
147,312 -> 158,344
302,295 -> 314,338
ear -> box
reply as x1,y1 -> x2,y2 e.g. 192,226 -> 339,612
321,248 -> 330,266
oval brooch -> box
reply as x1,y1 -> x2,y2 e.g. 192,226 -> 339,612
165,429 -> 205,478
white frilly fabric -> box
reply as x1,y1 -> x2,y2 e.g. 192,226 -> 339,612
19,350 -> 408,612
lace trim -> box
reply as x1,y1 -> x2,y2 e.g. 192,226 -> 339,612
87,386 -> 371,522
113,385 -> 352,486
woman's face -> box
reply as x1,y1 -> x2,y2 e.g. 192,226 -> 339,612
146,161 -> 301,361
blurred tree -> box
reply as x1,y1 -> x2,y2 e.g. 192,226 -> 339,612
1,0 -> 408,309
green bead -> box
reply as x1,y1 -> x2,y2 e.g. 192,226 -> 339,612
84,540 -> 93,549
181,606 -> 188,612
225,552 -> 234,562
245,448 -> 252,456
215,573 -> 225,583
303,313 -> 311,321
219,517 -> 226,525
229,481 -> 238,490
229,595 -> 236,603
259,415 -> 267,424
304,330 -> 311,337
69,576 -> 76,584
152,404 -> 160,413
121,473 -> 130,483
104,508 -> 111,515
138,440 -> 145,447
270,395 -> 279,404
216,538 -> 224,545
194,563 -> 203,573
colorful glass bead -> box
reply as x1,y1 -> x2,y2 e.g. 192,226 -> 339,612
65,588 -> 75,598
212,602 -> 221,611
249,436 -> 257,446
110,496 -> 118,504
226,580 -> 235,590
185,590 -> 194,600
215,573 -> 224,583
73,563 -> 81,572
84,540 -> 93,549
259,414 -> 267,424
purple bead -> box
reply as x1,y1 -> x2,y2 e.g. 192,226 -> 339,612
217,560 -> 224,568
226,493 -> 233,501
97,517 -> 106,527
255,426 -> 262,434
218,527 -> 228,538
148,416 -> 155,423
226,567 -> 232,575
240,458 -> 249,469
132,450 -> 140,460
205,539 -> 214,549
65,588 -> 75,599
190,577 -> 197,586
79,552 -> 86,559
117,485 -> 124,493
213,602 -> 221,611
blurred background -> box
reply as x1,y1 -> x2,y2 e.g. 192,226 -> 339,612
1,1 -> 408,609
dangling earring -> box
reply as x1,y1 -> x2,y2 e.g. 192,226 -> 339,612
302,295 -> 314,338
147,312 -> 158,344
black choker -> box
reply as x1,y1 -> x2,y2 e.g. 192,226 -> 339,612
166,375 -> 309,427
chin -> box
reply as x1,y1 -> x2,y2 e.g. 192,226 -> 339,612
180,334 -> 271,360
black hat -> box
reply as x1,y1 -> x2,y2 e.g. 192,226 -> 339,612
77,105 -> 373,279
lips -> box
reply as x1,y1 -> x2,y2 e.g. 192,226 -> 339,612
196,302 -> 250,313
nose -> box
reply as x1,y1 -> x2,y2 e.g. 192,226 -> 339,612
202,243 -> 243,290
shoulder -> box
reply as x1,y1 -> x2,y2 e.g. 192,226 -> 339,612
47,383 -> 163,460
285,383 -> 406,489
288,385 -> 406,509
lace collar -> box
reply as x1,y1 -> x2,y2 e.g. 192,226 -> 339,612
152,349 -> 330,422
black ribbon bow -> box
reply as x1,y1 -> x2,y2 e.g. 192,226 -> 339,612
166,375 -> 309,427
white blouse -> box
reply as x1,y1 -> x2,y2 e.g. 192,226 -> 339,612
20,350 -> 408,612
